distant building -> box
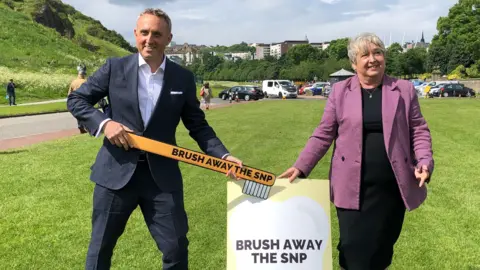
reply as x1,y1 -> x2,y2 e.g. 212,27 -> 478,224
167,55 -> 184,65
403,31 -> 430,51
310,42 -> 330,50
270,40 -> 309,58
231,52 -> 253,60
164,42 -> 203,65
254,38 -> 331,59
255,43 -> 271,59
223,52 -> 253,61
269,43 -> 286,59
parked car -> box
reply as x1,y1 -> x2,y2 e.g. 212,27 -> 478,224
429,83 -> 476,98
427,83 -> 448,97
302,82 -> 331,96
423,80 -> 458,96
298,83 -> 312,95
410,79 -> 424,87
218,85 -> 264,101
261,80 -> 298,98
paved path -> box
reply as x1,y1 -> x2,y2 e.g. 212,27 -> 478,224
0,96 -> 324,151
0,97 -> 251,151
0,98 -> 67,108
0,112 -> 78,141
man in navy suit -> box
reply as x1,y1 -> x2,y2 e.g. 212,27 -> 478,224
67,8 -> 242,270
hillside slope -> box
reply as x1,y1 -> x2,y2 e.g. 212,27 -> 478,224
0,0 -> 138,104
0,0 -> 135,73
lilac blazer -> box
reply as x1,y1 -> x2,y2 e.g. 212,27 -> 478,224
293,74 -> 434,211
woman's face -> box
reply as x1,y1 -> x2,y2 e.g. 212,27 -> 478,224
352,42 -> 385,79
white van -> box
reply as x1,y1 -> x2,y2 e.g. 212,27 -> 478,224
262,80 -> 297,98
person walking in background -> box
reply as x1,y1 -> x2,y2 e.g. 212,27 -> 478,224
68,64 -> 87,96
279,32 -> 434,270
6,79 -> 16,106
201,82 -> 212,110
68,64 -> 88,134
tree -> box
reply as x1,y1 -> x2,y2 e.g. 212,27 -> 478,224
385,42 -> 403,76
428,0 -> 480,74
202,52 -> 223,72
400,47 -> 427,77
325,38 -> 349,60
285,44 -> 326,65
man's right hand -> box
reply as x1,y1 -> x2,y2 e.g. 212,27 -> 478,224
103,120 -> 134,150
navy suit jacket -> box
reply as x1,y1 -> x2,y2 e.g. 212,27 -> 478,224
67,53 -> 229,191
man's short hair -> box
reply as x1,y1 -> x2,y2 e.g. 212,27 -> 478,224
139,8 -> 172,33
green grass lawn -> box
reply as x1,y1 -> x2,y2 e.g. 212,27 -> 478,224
0,101 -> 68,117
0,99 -> 479,269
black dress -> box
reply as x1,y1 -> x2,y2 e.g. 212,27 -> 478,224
336,85 -> 406,270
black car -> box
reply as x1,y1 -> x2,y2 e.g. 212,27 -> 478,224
429,83 -> 476,97
218,85 -> 264,101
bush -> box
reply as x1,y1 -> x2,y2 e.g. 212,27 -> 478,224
418,73 -> 432,80
3,0 -> 15,9
0,66 -> 73,104
466,61 -> 480,78
447,65 -> 467,80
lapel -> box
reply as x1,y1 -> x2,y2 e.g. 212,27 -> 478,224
124,53 -> 144,131
143,57 -> 175,130
381,74 -> 400,155
346,75 -> 363,141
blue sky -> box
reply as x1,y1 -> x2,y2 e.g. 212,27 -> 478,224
62,0 -> 458,46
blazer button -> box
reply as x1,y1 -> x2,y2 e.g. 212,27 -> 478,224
404,157 -> 408,163
341,156 -> 345,161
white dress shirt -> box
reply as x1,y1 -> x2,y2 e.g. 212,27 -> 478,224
96,54 -> 230,159
96,54 -> 166,136
137,54 -> 165,126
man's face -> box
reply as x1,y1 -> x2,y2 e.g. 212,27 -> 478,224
134,14 -> 172,62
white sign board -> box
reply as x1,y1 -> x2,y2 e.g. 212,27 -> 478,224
227,178 -> 333,270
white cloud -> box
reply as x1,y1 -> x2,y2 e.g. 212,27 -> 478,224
61,0 -> 458,46
342,10 -> 375,15
169,8 -> 210,21
319,0 -> 341,4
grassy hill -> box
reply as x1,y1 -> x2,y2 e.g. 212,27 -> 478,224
0,0 -> 134,72
0,0 -> 136,104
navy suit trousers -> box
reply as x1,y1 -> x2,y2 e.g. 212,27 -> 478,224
85,160 -> 189,270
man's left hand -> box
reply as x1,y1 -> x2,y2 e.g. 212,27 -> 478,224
224,155 -> 243,180
415,165 -> 430,187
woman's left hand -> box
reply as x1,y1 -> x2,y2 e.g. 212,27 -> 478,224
415,165 -> 430,187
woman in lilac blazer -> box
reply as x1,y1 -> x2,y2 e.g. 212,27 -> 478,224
280,33 -> 434,270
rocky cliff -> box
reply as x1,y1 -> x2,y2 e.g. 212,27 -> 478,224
32,1 -> 75,39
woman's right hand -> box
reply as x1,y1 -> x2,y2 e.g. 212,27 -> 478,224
278,167 -> 301,183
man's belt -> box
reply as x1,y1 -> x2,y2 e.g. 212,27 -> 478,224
127,132 -> 276,200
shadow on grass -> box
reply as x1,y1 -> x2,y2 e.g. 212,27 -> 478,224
0,149 -> 28,155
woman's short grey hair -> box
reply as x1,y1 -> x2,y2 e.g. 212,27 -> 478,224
139,8 -> 172,33
347,32 -> 386,64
